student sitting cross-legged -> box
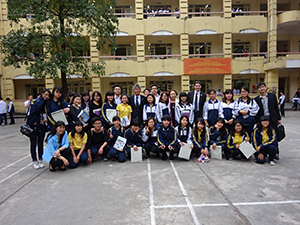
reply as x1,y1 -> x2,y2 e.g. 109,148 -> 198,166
252,116 -> 277,166
176,115 -> 193,159
142,117 -> 160,159
86,117 -> 110,163
108,116 -> 126,162
226,120 -> 249,160
125,119 -> 143,161
192,118 -> 209,162
68,121 -> 89,168
157,115 -> 179,160
209,117 -> 229,158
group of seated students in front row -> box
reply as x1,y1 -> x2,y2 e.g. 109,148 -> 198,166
42,113 -> 277,172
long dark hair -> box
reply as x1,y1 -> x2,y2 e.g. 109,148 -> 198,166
81,91 -> 90,109
71,121 -> 85,138
194,117 -> 205,141
222,89 -> 234,103
49,86 -> 65,109
70,94 -> 82,106
257,116 -> 273,137
92,91 -> 103,106
67,92 -> 76,104
178,115 -> 190,138
179,92 -> 190,107
231,120 -> 246,136
239,86 -> 252,104
145,117 -> 156,137
104,91 -> 116,106
159,91 -> 169,105
45,121 -> 66,143
212,117 -> 227,139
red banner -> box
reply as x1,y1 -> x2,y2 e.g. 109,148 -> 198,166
184,58 -> 231,75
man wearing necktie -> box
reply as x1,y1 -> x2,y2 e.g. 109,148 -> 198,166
188,81 -> 207,124
128,83 -> 146,127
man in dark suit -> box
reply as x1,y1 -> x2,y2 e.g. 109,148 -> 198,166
188,81 -> 207,124
255,82 -> 281,159
128,83 -> 146,127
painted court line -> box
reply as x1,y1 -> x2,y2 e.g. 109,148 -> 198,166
169,160 -> 200,225
0,155 -> 30,172
147,159 -> 156,225
0,163 -> 32,184
233,200 -> 300,206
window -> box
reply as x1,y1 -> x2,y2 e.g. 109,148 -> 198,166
110,82 -> 133,95
233,79 -> 250,90
188,4 -> 211,18
189,43 -> 211,57
233,42 -> 251,57
149,81 -> 173,92
67,82 -> 91,94
189,80 -> 212,94
147,43 -> 172,57
114,6 -> 132,17
25,84 -> 45,98
66,37 -> 90,57
232,4 -> 250,11
110,44 -> 133,57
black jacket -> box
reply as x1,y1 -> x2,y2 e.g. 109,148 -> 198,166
254,92 -> 281,126
128,95 -> 146,125
188,91 -> 207,117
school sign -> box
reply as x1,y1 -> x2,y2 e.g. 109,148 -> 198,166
184,58 -> 231,75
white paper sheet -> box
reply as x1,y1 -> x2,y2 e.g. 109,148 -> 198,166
106,109 -> 117,122
210,145 -> 222,160
178,143 -> 192,160
239,141 -> 256,159
131,146 -> 142,162
51,109 -> 68,125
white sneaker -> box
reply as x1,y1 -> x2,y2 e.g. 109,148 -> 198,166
38,160 -> 45,168
33,161 -> 40,169
270,161 -> 275,166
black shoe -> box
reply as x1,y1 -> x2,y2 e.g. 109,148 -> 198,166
274,154 -> 279,160
103,157 -> 109,162
49,164 -> 56,172
169,154 -> 174,160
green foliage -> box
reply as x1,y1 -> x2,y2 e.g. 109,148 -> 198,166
1,0 -> 118,94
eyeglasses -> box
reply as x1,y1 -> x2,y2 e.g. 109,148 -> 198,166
94,123 -> 101,125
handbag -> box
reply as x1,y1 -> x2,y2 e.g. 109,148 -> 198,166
20,123 -> 35,138
277,124 -> 285,142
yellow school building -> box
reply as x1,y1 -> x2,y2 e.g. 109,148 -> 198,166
1,0 -> 300,113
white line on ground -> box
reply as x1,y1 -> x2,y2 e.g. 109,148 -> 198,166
147,159 -> 156,225
233,200 -> 300,206
0,163 -> 32,184
169,160 -> 200,225
0,155 -> 30,172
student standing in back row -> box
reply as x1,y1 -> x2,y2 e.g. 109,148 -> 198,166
188,81 -> 207,124
203,89 -> 224,128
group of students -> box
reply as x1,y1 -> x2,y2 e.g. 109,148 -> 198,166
26,81 -> 282,171
0,97 -> 15,126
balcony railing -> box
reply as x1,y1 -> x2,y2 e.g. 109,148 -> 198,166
232,11 -> 268,16
188,53 -> 224,58
187,12 -> 224,17
232,52 -> 268,58
98,55 -> 137,61
145,54 -> 181,60
277,52 -> 300,57
143,12 -> 180,18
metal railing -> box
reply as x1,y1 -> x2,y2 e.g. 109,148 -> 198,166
188,53 -> 224,58
231,11 -> 268,16
98,55 -> 137,60
145,54 -> 181,60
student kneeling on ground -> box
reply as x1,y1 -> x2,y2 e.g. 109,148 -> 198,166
252,116 -> 277,166
86,117 -> 110,162
42,121 -> 71,172
209,118 -> 229,158
108,116 -> 125,162
157,115 -> 179,160
125,119 -> 143,161
68,121 -> 89,168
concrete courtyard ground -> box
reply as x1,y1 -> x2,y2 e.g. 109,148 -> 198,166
0,110 -> 300,225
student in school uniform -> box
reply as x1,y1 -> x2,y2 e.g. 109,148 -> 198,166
150,84 -> 160,104
89,91 -> 103,128
68,94 -> 86,131
68,121 -> 89,168
156,91 -> 170,124
113,84 -> 122,105
81,91 -> 90,114
209,118 -> 229,157
220,89 -> 235,132
157,115 -> 179,160
125,119 -> 143,161
192,118 -> 209,162
6,98 -> 15,124
176,115 -> 193,158
203,89 -> 224,128
143,94 -> 158,125
226,120 -> 250,160
116,93 -> 132,128
278,91 -> 285,117
108,116 -> 126,162
175,92 -> 194,127
168,89 -> 179,127
86,117 -> 110,162
42,121 -> 71,172
45,86 -> 70,131
101,91 -> 117,129
142,117 -> 159,159
252,116 -> 277,166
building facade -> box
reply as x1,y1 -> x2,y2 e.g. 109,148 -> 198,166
1,0 -> 300,113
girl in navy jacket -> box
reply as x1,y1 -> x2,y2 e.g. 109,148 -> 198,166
125,119 -> 143,161
252,116 -> 277,166
156,92 -> 170,124
157,115 -> 179,160
192,118 -> 208,161
220,89 -> 235,132
203,89 -> 224,128
108,116 -> 126,162
226,120 -> 249,160
143,94 -> 158,124
142,117 -> 159,158
176,115 -> 193,159
209,118 -> 229,156
175,92 -> 194,126
101,91 -> 117,129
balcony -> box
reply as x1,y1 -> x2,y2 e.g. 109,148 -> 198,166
143,15 -> 181,36
232,12 -> 268,34
278,10 -> 300,25
277,11 -> 300,35
144,56 -> 183,77
231,53 -> 266,74
99,56 -> 138,77
187,13 -> 224,34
